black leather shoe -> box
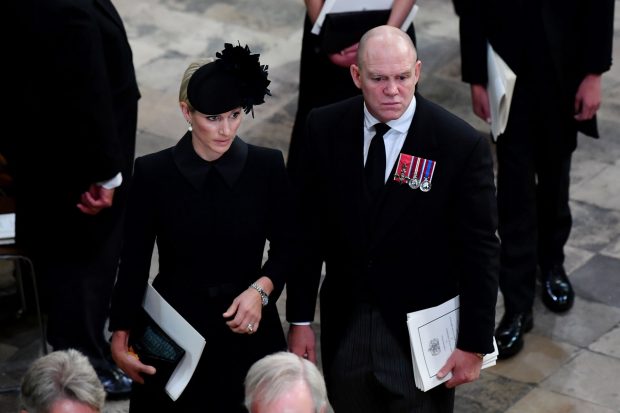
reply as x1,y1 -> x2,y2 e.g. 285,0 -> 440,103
541,265 -> 574,313
97,365 -> 132,399
495,311 -> 533,359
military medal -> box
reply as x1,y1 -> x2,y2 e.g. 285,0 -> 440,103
419,159 -> 436,192
408,157 -> 422,189
394,153 -> 413,184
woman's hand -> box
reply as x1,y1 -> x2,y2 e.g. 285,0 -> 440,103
110,330 -> 156,384
223,288 -> 263,334
223,277 -> 273,334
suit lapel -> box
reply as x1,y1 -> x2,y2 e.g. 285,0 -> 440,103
370,95 -> 439,250
332,99 -> 367,245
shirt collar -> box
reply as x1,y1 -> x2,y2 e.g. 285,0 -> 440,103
173,131 -> 248,190
363,95 -> 417,134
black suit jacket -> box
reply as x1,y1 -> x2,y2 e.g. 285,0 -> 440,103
287,94 -> 499,364
14,0 -> 140,255
454,0 -> 614,138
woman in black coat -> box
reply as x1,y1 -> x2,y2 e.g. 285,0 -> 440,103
109,44 -> 292,412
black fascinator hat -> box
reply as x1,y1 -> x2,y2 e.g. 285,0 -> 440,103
187,43 -> 271,116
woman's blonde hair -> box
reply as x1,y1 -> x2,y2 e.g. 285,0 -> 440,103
179,58 -> 215,109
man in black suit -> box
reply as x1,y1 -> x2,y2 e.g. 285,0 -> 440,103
455,0 -> 614,358
287,25 -> 499,412
11,0 -> 139,397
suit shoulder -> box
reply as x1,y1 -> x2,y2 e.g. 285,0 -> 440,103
309,95 -> 363,123
421,97 -> 482,144
247,143 -> 285,164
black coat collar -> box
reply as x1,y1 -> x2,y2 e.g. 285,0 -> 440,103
173,132 -> 248,191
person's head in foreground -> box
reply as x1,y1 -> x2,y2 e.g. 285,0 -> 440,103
350,25 -> 421,124
179,42 -> 271,162
245,351 -> 331,413
19,349 -> 106,413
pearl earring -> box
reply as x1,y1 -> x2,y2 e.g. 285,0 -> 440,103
188,122 -> 193,132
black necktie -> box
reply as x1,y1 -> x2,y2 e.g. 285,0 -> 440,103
365,123 -> 390,200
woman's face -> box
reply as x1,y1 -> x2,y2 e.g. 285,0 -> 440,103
182,102 -> 244,161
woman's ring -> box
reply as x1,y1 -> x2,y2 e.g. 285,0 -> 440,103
247,323 -> 254,333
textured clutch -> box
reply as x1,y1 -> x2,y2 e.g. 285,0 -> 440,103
130,310 -> 186,388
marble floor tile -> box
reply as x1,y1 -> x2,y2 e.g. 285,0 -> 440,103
454,372 -> 534,413
135,130 -> 177,159
541,350 -> 620,410
601,234 -> 620,259
137,86 -> 186,140
570,254 -> 620,307
531,296 -> 620,348
570,159 -> 609,188
572,163 -> 620,211
414,1 -> 461,41
589,324 -> 620,359
564,244 -> 596,274
489,334 -> 578,384
505,388 -> 617,413
569,200 -> 620,253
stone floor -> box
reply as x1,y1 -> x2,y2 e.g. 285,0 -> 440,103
1,0 -> 619,412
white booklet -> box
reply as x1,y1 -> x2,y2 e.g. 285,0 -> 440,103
142,283 -> 206,401
0,213 -> 15,245
311,0 -> 419,35
487,42 -> 516,141
406,295 -> 498,392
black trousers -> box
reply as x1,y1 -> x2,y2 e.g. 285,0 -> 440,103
324,303 -> 454,413
35,220 -> 122,368
496,78 -> 574,315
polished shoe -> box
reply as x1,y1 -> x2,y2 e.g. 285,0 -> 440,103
97,365 -> 132,399
495,311 -> 533,359
541,265 -> 574,313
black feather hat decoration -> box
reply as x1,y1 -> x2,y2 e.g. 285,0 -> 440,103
187,42 -> 271,117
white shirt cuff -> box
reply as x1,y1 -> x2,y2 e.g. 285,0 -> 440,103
290,321 -> 311,326
98,172 -> 122,189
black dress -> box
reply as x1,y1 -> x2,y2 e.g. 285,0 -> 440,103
109,133 -> 292,412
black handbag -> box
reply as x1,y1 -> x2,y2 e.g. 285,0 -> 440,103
129,310 -> 186,388
321,9 -> 391,54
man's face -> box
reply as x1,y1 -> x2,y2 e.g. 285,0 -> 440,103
252,381 -> 316,413
351,37 -> 421,123
48,398 -> 99,413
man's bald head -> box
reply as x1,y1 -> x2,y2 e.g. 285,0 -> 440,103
357,25 -> 417,69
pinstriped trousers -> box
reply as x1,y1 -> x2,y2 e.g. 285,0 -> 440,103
325,304 -> 454,413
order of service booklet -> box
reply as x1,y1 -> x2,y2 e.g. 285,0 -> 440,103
141,283 -> 206,401
487,42 -> 516,141
406,296 -> 498,392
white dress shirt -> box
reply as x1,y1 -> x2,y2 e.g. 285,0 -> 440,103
363,96 -> 417,182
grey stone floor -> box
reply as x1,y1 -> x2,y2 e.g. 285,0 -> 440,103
1,1 -> 619,412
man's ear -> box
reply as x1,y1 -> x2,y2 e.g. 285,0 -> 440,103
350,64 -> 362,89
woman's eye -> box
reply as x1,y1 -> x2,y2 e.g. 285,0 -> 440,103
231,111 -> 241,119
206,115 -> 219,121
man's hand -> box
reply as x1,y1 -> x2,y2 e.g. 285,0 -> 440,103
287,324 -> 317,363
471,84 -> 491,123
436,348 -> 483,389
77,184 -> 114,215
328,43 -> 359,68
574,74 -> 602,121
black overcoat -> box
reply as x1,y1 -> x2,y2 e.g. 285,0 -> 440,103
109,134 -> 291,412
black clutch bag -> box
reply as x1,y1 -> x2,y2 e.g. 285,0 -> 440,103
129,310 -> 186,388
321,9 -> 391,54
